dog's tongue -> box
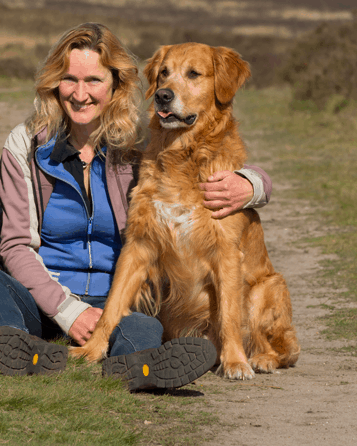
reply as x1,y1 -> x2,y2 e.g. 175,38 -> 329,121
158,111 -> 172,118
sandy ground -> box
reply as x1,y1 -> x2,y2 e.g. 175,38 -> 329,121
1,98 -> 356,446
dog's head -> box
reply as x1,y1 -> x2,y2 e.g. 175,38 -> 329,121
144,43 -> 251,129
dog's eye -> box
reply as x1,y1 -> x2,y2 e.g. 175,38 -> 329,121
160,69 -> 168,78
188,70 -> 201,79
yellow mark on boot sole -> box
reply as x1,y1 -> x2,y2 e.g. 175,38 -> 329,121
143,364 -> 149,376
32,354 -> 38,365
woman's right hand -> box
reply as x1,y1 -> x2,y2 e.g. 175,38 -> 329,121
69,307 -> 103,346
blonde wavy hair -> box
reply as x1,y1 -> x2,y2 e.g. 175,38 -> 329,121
27,22 -> 142,156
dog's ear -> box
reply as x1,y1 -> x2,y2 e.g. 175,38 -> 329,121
212,47 -> 251,104
144,45 -> 173,100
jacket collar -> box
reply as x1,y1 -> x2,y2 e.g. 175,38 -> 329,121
49,128 -> 79,164
37,128 -> 107,161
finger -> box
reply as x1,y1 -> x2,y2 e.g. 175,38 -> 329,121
203,199 -> 228,210
70,331 -> 86,346
81,331 -> 92,342
77,338 -> 86,346
93,311 -> 103,324
210,207 -> 234,219
200,181 -> 229,192
88,317 -> 101,333
86,324 -> 96,334
203,190 -> 230,201
207,170 -> 231,182
71,326 -> 91,344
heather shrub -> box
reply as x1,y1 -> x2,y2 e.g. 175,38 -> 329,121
0,57 -> 35,79
280,19 -> 357,110
0,44 -> 51,80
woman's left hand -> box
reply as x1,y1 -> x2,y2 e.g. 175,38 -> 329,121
199,170 -> 254,218
69,307 -> 104,346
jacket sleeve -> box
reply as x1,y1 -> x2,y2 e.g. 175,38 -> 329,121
235,164 -> 272,209
0,124 -> 90,334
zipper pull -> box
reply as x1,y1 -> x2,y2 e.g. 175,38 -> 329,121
87,217 -> 93,236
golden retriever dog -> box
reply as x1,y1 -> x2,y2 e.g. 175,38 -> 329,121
70,43 -> 300,380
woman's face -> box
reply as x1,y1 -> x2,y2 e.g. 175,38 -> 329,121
59,48 -> 113,132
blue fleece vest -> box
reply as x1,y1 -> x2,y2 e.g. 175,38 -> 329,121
36,138 -> 122,296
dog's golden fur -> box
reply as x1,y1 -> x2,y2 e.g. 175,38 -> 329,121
70,43 -> 300,379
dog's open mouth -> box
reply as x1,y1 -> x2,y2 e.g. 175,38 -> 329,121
157,111 -> 197,126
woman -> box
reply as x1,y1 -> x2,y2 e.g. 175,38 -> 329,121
0,23 -> 272,390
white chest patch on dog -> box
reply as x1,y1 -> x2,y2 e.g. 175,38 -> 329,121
153,200 -> 196,245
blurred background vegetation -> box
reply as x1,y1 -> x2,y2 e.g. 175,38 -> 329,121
0,0 -> 357,110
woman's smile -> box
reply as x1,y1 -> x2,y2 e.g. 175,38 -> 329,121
70,102 -> 94,111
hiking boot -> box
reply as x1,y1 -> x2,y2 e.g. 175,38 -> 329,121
0,326 -> 68,376
102,337 -> 217,391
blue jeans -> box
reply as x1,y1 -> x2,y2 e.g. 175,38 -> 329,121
0,271 -> 163,356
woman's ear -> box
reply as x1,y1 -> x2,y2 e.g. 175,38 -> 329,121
144,45 -> 173,100
212,47 -> 251,105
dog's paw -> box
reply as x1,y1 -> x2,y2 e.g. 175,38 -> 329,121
69,345 -> 107,363
216,361 -> 255,380
249,354 -> 279,373
69,346 -> 87,359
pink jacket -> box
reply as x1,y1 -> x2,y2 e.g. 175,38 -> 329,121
0,124 -> 272,333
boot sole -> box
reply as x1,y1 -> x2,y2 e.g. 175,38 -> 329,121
0,326 -> 68,376
102,337 -> 217,391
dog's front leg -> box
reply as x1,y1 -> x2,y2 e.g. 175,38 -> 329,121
70,240 -> 157,362
212,250 -> 255,380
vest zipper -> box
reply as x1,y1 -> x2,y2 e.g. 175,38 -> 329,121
85,216 -> 93,295
85,164 -> 94,295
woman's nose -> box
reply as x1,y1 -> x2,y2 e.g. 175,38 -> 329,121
72,81 -> 88,102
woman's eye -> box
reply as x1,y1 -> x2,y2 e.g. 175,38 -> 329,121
62,76 -> 75,83
89,78 -> 101,84
188,70 -> 201,79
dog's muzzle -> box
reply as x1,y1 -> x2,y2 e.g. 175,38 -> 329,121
155,88 -> 197,126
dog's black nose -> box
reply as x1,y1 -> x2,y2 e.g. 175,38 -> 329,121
155,89 -> 174,105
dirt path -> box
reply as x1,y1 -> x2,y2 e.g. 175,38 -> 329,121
197,160 -> 357,444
